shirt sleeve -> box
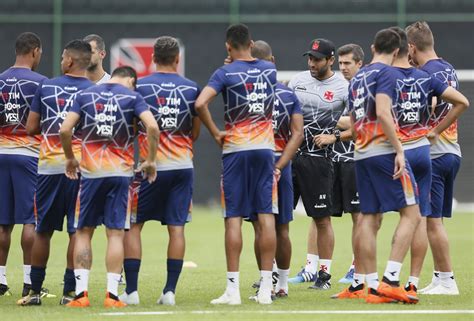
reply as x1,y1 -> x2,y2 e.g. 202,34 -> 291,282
133,93 -> 150,117
290,91 -> 302,114
189,86 -> 201,117
207,68 -> 226,94
430,75 -> 449,96
70,93 -> 83,115
30,85 -> 42,114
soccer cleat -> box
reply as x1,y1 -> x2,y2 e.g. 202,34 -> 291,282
309,270 -> 331,290
22,284 -> 32,297
256,290 -> 273,305
331,284 -> 366,299
365,288 -> 398,304
119,290 -> 140,305
17,292 -> 41,306
288,268 -> 316,284
377,281 -> 418,304
338,268 -> 355,284
60,292 -> 75,305
275,289 -> 288,298
157,291 -> 175,306
405,283 -> 418,298
22,284 -> 55,299
0,284 -> 12,296
211,291 -> 241,305
104,292 -> 127,308
66,291 -> 90,308
422,282 -> 459,295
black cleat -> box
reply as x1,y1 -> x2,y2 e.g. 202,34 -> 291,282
309,270 -> 332,290
60,291 -> 75,305
0,283 -> 12,296
17,292 -> 42,306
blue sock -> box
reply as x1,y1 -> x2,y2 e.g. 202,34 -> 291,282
163,259 -> 183,294
63,268 -> 76,295
124,258 -> 141,294
30,266 -> 46,294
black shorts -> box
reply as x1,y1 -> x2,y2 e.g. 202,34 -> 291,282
292,154 -> 334,218
332,161 -> 360,216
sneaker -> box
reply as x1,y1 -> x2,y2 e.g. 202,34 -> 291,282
423,282 -> 459,295
157,291 -> 175,306
0,284 -> 12,296
365,288 -> 398,304
60,292 -> 75,305
309,270 -> 331,290
275,289 -> 288,298
331,284 -> 366,299
256,290 -> 272,305
17,292 -> 41,306
404,283 -> 418,298
210,291 -> 241,305
104,292 -> 127,308
377,281 -> 418,304
338,268 -> 355,284
288,268 -> 316,284
66,291 -> 90,308
119,290 -> 140,305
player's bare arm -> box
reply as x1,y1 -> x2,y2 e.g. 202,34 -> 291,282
59,111 -> 81,180
25,111 -> 41,135
195,86 -> 226,147
137,110 -> 159,183
275,113 -> 303,173
191,116 -> 201,142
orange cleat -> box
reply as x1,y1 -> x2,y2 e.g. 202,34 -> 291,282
378,282 -> 418,304
331,286 -> 366,299
405,283 -> 418,298
66,291 -> 90,308
104,292 -> 127,308
365,288 -> 398,304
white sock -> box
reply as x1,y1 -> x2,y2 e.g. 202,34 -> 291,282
439,271 -> 455,286
304,254 -> 319,274
226,272 -> 239,295
406,276 -> 419,288
260,270 -> 273,294
383,260 -> 402,282
432,271 -> 441,285
74,269 -> 90,294
318,259 -> 332,274
272,259 -> 278,273
276,268 -> 289,293
23,265 -> 31,285
107,272 -> 121,296
349,255 -> 355,271
0,266 -> 7,285
366,272 -> 379,290
351,273 -> 365,288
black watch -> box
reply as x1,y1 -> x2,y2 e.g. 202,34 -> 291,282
334,129 -> 341,142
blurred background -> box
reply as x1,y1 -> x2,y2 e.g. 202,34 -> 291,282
1,0 -> 472,207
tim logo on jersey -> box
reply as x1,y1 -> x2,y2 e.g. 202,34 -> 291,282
399,91 -> 421,123
246,82 -> 268,114
95,103 -> 117,137
2,92 -> 21,123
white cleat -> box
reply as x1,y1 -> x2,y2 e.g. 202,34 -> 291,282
157,291 -> 176,305
119,291 -> 140,305
256,290 -> 273,305
418,281 -> 440,294
423,282 -> 459,295
210,292 -> 241,305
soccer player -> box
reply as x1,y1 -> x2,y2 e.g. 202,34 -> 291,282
17,40 -> 94,306
195,24 -> 277,305
119,36 -> 200,306
83,34 -> 111,84
349,28 -> 421,304
288,38 -> 349,290
0,32 -> 46,297
405,21 -> 470,295
60,66 -> 159,308
247,40 -> 303,298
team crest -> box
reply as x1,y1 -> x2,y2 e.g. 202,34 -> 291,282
324,90 -> 334,101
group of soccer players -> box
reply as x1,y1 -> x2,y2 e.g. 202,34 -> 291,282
0,20 -> 469,308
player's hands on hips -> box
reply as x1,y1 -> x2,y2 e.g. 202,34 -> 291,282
65,158 -> 80,180
136,160 -> 157,183
313,134 -> 336,148
274,167 -> 281,182
213,131 -> 226,148
427,130 -> 439,145
393,151 -> 406,180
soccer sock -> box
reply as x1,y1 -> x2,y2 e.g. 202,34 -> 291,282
383,260 -> 402,283
163,259 -> 183,294
351,273 -> 365,289
74,269 -> 89,295
106,272 -> 121,297
260,270 -> 273,294
226,271 -> 239,295
439,271 -> 455,286
63,268 -> 76,295
23,265 -> 32,285
318,259 -> 332,274
366,272 -> 379,290
272,259 -> 278,273
0,266 -> 7,285
432,271 -> 441,285
406,276 -> 419,288
30,266 -> 45,294
124,258 -> 141,294
305,254 -> 319,274
276,268 -> 289,292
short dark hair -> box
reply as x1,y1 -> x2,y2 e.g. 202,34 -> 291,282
83,34 -> 106,51
153,36 -> 180,65
373,28 -> 401,55
64,39 -> 92,70
226,23 -> 251,49
405,21 -> 434,51
111,66 -> 137,87
389,26 -> 408,57
337,43 -> 365,63
251,40 -> 272,61
15,32 -> 41,56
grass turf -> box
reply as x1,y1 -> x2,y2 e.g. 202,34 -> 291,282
0,207 -> 472,321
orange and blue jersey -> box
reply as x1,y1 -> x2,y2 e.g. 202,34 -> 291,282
70,83 -> 148,178
136,72 -> 199,171
273,82 -> 302,154
0,67 -> 47,157
349,62 -> 397,160
421,59 -> 461,157
207,59 -> 277,154
30,75 -> 93,174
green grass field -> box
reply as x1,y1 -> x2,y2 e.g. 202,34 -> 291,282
0,207 -> 473,321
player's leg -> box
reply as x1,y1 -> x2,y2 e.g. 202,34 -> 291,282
255,213 -> 276,303
120,223 -> 143,304
0,155 -> 14,295
275,223 -> 291,296
0,225 -> 13,296
105,227 -> 125,302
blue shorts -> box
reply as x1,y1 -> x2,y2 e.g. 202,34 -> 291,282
133,169 -> 193,226
35,174 -> 80,233
355,153 -> 419,214
221,149 -> 278,220
75,177 -> 132,229
405,145 -> 432,216
276,157 -> 293,224
430,154 -> 461,218
0,154 -> 37,225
